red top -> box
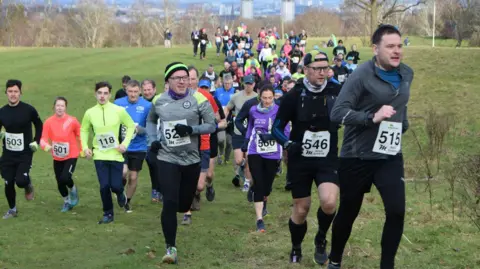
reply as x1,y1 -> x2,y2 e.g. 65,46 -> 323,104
197,89 -> 219,151
40,114 -> 82,161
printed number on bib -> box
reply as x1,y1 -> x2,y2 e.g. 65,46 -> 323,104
121,123 -> 138,140
372,121 -> 402,155
96,132 -> 117,150
245,43 -> 251,49
237,58 -> 244,64
163,119 -> 191,147
201,40 -> 206,45
5,132 -> 24,151
53,142 -> 69,158
256,135 -> 277,154
338,74 -> 346,83
302,131 -> 330,157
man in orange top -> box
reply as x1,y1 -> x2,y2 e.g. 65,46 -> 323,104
40,97 -> 82,212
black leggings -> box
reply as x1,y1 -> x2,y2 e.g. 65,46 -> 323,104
1,156 -> 32,209
200,44 -> 207,58
146,151 -> 159,192
248,154 -> 278,203
53,158 -> 77,197
329,155 -> 405,269
193,40 -> 199,55
157,160 -> 200,247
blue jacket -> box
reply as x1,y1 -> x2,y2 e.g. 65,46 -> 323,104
114,97 -> 152,152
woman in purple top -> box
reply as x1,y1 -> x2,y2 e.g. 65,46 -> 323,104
243,85 -> 289,233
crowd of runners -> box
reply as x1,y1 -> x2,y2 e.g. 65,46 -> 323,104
0,24 -> 412,269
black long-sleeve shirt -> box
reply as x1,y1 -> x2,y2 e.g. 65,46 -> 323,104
0,101 -> 43,157
235,97 -> 258,137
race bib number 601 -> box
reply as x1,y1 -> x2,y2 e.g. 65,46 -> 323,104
302,131 -> 330,157
372,121 -> 402,155
53,142 -> 70,158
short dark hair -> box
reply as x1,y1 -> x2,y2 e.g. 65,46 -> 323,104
338,40 -> 343,44
95,81 -> 112,92
6,79 -> 22,91
259,84 -> 275,97
125,79 -> 141,89
372,24 -> 401,45
142,79 -> 156,88
187,65 -> 199,77
54,96 -> 68,107
122,75 -> 131,83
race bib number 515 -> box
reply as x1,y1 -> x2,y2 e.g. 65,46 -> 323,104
302,131 -> 330,157
372,121 -> 402,155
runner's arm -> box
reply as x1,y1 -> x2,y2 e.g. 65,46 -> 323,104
193,98 -> 216,135
31,106 -> 43,144
80,111 -> 91,150
245,108 -> 254,140
330,74 -> 369,126
119,109 -> 135,148
73,118 -> 84,151
146,103 -> 159,146
402,105 -> 409,133
235,99 -> 253,136
272,92 -> 295,146
40,120 -> 51,150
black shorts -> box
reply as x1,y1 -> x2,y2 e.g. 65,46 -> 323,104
338,154 -> 404,199
0,154 -> 33,187
53,158 -> 77,182
210,133 -> 218,158
232,134 -> 246,150
287,157 -> 339,199
124,152 -> 146,171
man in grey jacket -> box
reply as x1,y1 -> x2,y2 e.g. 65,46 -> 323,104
327,25 -> 413,269
146,62 -> 216,265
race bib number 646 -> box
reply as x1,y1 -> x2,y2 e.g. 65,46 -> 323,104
372,121 -> 402,155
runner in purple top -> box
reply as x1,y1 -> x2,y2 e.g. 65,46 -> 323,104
243,85 -> 289,233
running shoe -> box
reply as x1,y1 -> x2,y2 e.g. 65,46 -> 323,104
151,189 -> 158,202
191,193 -> 201,211
314,239 -> 328,265
290,248 -> 302,263
242,181 -> 250,192
124,202 -> 132,213
117,193 -> 127,208
69,188 -> 79,207
206,184 -> 215,202
162,246 -> 178,264
256,219 -> 266,233
181,214 -> 192,225
327,262 -> 341,269
61,202 -> 72,213
2,209 -> 17,219
25,184 -> 35,201
98,214 -> 113,224
232,175 -> 240,187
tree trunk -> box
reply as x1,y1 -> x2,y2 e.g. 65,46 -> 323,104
371,0 -> 377,36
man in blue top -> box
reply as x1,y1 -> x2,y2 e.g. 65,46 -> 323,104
213,74 -> 236,165
114,80 -> 152,212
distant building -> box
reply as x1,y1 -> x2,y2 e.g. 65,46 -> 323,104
281,0 -> 295,22
241,0 -> 253,19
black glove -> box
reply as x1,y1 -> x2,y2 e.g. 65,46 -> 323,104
258,133 -> 274,143
174,124 -> 193,137
150,141 -> 162,154
286,142 -> 303,157
241,140 -> 248,153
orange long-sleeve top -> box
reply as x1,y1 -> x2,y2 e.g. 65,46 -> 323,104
40,114 -> 82,161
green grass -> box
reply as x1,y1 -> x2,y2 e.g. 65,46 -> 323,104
0,45 -> 479,269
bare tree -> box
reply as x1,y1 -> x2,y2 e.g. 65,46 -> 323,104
441,0 -> 480,47
72,0 -> 113,48
344,0 -> 426,37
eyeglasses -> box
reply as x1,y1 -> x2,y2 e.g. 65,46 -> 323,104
169,76 -> 189,82
309,66 -> 329,73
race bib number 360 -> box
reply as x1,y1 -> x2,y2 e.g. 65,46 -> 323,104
96,132 -> 117,150
5,132 -> 24,151
302,131 -> 330,157
372,121 -> 402,155
163,119 -> 191,147
53,142 -> 69,158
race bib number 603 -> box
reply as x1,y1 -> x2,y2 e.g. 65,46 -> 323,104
372,121 -> 402,155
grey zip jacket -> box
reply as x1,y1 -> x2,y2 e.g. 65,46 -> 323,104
330,57 -> 414,160
146,89 -> 216,165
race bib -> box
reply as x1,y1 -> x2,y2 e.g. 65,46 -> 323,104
300,40 -> 306,45
215,37 -> 221,43
338,74 -> 346,83
194,35 -> 199,39
256,135 -> 277,154
337,49 -> 345,55
120,123 -> 138,140
223,36 -> 229,41
5,132 -> 24,151
372,121 -> 402,155
201,40 -> 206,45
245,43 -> 251,49
52,142 -> 69,158
96,132 -> 118,150
292,57 -> 299,64
236,57 -> 244,64
233,82 -> 239,88
163,119 -> 191,147
301,131 -> 330,157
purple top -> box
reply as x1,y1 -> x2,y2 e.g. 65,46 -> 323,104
246,104 -> 290,159
265,72 -> 282,84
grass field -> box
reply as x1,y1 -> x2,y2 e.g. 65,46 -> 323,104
0,43 -> 479,269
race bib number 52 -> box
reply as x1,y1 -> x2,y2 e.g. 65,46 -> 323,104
302,131 -> 330,157
372,121 -> 402,155
5,132 -> 24,151
163,119 -> 191,147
